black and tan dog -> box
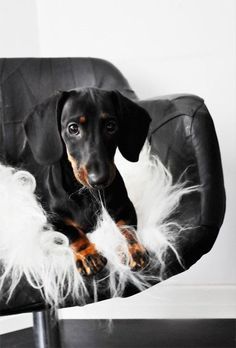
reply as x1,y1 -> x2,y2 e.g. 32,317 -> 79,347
23,87 -> 151,276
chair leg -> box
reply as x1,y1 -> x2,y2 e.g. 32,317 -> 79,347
33,309 -> 62,348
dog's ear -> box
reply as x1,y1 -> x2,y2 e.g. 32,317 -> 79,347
24,91 -> 69,165
111,90 -> 151,162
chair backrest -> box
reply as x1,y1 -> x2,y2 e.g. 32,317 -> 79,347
0,57 -> 137,162
0,57 -> 136,103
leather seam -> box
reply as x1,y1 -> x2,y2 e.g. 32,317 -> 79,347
190,100 -> 205,135
189,101 -> 206,227
149,113 -> 191,136
0,58 -> 28,85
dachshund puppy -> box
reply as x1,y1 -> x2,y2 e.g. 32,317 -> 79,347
24,87 -> 151,276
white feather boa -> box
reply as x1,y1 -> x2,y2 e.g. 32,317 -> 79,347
0,143 -> 197,307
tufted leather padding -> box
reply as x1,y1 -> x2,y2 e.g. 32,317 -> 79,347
0,58 -> 225,315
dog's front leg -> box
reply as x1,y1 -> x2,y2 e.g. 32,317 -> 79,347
116,220 -> 149,271
64,219 -> 107,276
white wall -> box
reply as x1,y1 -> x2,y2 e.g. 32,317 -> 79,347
0,0 -> 235,332
0,0 -> 40,56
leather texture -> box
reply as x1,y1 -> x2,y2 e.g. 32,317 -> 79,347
141,96 -> 225,280
0,58 -> 225,315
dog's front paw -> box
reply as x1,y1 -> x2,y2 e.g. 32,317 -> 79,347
74,243 -> 107,276
128,243 -> 150,271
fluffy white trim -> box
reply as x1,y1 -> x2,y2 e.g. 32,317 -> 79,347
0,143 -> 197,307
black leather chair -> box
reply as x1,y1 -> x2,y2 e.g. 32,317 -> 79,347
0,58 -> 225,347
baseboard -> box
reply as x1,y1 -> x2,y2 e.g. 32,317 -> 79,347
0,313 -> 33,335
0,285 -> 235,335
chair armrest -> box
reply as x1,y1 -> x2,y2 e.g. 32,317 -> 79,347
138,94 -> 226,273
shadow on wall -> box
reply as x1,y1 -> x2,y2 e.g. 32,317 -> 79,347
0,0 -> 40,57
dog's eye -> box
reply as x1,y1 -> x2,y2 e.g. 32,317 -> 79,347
68,123 -> 80,135
105,120 -> 117,134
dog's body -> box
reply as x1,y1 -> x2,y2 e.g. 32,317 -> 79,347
17,87 -> 151,276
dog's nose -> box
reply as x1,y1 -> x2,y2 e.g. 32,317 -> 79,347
88,173 -> 109,189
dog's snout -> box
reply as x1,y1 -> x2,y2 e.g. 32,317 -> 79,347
88,172 -> 110,189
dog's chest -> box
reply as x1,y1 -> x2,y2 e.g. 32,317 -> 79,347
70,191 -> 102,232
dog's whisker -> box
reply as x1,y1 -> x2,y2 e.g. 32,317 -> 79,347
68,186 -> 87,199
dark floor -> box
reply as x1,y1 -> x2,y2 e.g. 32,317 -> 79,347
0,319 -> 235,348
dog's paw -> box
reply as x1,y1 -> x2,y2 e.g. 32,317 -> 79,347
74,243 -> 107,276
128,243 -> 150,271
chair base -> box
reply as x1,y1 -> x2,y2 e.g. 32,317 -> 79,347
33,309 -> 61,348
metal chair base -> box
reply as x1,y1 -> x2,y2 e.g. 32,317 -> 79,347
33,309 -> 61,348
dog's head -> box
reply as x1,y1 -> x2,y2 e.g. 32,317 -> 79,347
24,87 -> 151,189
